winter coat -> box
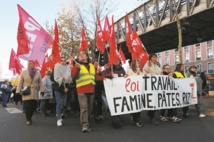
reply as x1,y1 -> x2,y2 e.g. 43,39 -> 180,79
39,75 -> 53,100
143,61 -> 162,75
187,71 -> 203,95
16,69 -> 44,101
102,64 -> 126,79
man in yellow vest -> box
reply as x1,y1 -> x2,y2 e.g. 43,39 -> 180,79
71,51 -> 95,132
173,63 -> 189,118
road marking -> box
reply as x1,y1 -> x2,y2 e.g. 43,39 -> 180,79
5,108 -> 22,113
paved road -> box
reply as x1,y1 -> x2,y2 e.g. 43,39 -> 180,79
0,102 -> 214,142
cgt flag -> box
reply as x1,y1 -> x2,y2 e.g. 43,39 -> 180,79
96,15 -> 105,53
16,4 -> 53,65
79,27 -> 88,53
9,48 -> 24,75
52,19 -> 61,65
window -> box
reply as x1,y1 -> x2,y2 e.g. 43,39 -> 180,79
196,43 -> 200,47
208,62 -> 214,74
175,48 -> 178,52
207,48 -> 213,58
165,57 -> 169,65
184,53 -> 189,62
175,55 -> 179,64
196,51 -> 201,60
184,46 -> 189,50
165,51 -> 169,55
207,40 -> 212,45
157,52 -> 161,56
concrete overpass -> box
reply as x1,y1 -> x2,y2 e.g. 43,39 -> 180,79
113,0 -> 214,57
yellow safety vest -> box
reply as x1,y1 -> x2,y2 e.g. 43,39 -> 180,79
76,63 -> 95,88
174,71 -> 187,78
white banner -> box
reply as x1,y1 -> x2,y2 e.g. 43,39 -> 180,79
103,75 -> 197,116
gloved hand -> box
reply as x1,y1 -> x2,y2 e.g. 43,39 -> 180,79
40,92 -> 44,97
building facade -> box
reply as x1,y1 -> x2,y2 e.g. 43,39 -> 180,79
157,40 -> 214,74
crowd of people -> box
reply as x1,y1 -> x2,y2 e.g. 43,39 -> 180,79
0,52 -> 207,132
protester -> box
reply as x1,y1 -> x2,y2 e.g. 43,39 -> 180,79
173,63 -> 189,118
52,57 -> 72,126
71,51 -> 95,132
143,53 -> 161,125
127,60 -> 143,127
160,65 -> 182,123
187,66 -> 206,118
200,72 -> 208,96
6,82 -> 13,103
102,59 -> 128,128
93,59 -> 105,123
16,60 -> 44,125
0,80 -> 8,107
39,70 -> 53,117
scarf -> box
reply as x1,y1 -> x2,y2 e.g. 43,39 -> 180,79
28,68 -> 37,79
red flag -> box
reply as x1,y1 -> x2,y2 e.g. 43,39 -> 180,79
16,4 -> 53,65
34,60 -> 41,70
40,54 -> 53,77
119,45 -> 126,64
79,27 -> 88,53
96,15 -> 105,53
109,16 -> 119,64
126,13 -> 133,52
103,16 -> 111,42
17,21 -> 29,55
52,19 -> 61,65
131,31 -> 149,64
132,31 -> 144,53
9,49 -> 24,75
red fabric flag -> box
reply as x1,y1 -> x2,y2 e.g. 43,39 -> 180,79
96,15 -> 105,53
34,60 -> 41,70
132,31 -> 144,53
52,19 -> 61,65
103,16 -> 111,42
79,27 -> 88,53
17,21 -> 29,55
40,54 -> 53,77
119,45 -> 126,64
131,30 -> 149,65
109,16 -> 119,64
9,49 -> 24,75
16,4 -> 53,65
126,13 -> 133,52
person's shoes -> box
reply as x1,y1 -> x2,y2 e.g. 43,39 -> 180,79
160,116 -> 168,122
95,115 -> 104,123
57,119 -> 62,126
172,117 -> 182,123
26,121 -> 32,125
112,120 -> 122,128
135,121 -> 143,127
199,114 -> 206,118
82,126 -> 89,132
151,118 -> 159,125
183,114 -> 190,119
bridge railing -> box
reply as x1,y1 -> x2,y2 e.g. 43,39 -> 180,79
113,0 -> 214,44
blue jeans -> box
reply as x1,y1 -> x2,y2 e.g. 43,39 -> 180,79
54,91 -> 67,120
1,93 -> 7,106
195,94 -> 201,115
